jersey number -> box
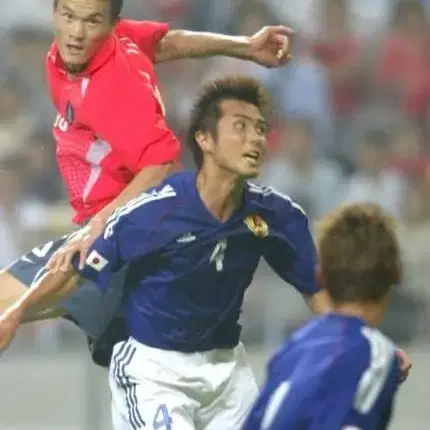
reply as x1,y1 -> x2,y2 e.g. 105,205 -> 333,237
153,404 -> 172,430
209,239 -> 227,272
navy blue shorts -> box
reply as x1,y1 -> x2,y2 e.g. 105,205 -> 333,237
5,233 -> 128,365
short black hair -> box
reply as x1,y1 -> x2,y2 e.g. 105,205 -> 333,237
187,75 -> 270,168
53,0 -> 123,22
317,203 -> 401,304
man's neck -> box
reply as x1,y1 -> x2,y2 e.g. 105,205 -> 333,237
196,166 -> 244,222
332,301 -> 386,327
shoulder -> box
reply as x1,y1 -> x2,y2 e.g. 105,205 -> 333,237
112,172 -> 190,219
104,181 -> 180,236
329,324 -> 397,383
246,182 -> 307,220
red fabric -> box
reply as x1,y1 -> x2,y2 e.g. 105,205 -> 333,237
390,156 -> 430,179
311,35 -> 361,115
376,33 -> 430,117
46,20 -> 180,224
115,20 -> 169,62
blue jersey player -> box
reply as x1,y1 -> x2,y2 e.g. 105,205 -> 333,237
0,75 -> 331,429
243,203 -> 405,430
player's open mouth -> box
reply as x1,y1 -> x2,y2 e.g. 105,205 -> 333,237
243,151 -> 261,165
66,44 -> 84,54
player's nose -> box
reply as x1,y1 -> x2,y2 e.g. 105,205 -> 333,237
69,20 -> 86,41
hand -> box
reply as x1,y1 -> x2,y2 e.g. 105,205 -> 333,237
397,348 -> 412,384
248,25 -> 294,68
47,219 -> 105,273
0,308 -> 22,353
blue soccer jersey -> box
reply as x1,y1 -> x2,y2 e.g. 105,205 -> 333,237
243,313 -> 400,430
74,171 -> 319,352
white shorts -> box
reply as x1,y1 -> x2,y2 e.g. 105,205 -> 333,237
109,337 -> 259,430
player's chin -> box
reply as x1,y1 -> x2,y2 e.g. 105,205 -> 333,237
236,164 -> 261,179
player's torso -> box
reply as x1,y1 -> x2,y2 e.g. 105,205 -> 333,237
124,175 -> 290,351
47,35 -> 164,222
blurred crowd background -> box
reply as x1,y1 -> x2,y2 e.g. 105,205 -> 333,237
0,0 -> 429,429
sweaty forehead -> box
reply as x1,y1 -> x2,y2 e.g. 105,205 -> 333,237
57,0 -> 110,16
219,99 -> 264,121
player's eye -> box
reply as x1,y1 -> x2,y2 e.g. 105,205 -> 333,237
86,17 -> 103,25
234,120 -> 246,132
63,12 -> 74,22
256,122 -> 269,136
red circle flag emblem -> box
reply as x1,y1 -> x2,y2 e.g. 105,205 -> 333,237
244,214 -> 269,238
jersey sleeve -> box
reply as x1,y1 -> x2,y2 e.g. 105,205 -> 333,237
263,195 -> 318,296
72,187 -> 177,290
115,19 -> 169,62
85,66 -> 180,173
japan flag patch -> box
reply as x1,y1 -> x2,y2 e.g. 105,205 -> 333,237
86,250 -> 108,272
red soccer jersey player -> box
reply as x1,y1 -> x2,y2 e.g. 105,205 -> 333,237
0,0 -> 292,362
48,19 -> 178,224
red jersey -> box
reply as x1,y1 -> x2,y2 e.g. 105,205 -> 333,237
46,20 -> 180,224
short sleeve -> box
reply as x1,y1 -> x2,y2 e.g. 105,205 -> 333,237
71,215 -> 138,290
115,20 -> 169,62
263,196 -> 318,295
72,186 -> 178,290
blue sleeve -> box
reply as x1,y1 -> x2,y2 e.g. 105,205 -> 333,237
71,215 -> 145,291
71,189 -> 176,291
263,199 -> 318,296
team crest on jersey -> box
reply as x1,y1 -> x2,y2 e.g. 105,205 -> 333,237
244,214 -> 269,238
65,101 -> 75,125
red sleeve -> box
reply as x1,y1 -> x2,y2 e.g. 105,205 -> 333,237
115,20 -> 169,62
85,67 -> 180,173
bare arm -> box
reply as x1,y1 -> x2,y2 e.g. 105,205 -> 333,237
155,30 -> 249,63
92,163 -> 176,224
154,26 -> 292,67
8,270 -> 79,323
154,30 -> 251,63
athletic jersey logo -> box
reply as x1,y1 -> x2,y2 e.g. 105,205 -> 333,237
86,250 -> 109,272
65,101 -> 75,125
176,233 -> 196,244
244,214 -> 269,238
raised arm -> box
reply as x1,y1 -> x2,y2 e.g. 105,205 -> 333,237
154,26 -> 293,68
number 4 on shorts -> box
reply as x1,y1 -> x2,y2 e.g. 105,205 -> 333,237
153,404 -> 172,430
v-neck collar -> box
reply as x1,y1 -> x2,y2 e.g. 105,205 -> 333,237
186,172 -> 245,226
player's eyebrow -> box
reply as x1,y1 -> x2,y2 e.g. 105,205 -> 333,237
232,114 -> 267,125
61,5 -> 104,19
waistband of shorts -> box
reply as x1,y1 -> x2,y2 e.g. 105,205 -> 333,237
127,336 -> 244,366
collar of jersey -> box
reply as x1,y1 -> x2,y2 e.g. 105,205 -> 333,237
49,34 -> 115,77
184,172 -> 276,226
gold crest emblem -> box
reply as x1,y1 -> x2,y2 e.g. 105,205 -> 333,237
244,214 -> 269,238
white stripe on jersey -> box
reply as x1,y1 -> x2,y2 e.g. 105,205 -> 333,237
354,327 -> 396,414
104,185 -> 177,239
247,182 -> 306,215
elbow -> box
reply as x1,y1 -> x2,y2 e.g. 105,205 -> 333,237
154,30 -> 185,63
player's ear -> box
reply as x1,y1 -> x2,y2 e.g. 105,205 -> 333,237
195,131 -> 214,154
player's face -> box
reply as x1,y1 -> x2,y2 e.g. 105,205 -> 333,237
211,100 -> 268,179
53,0 -> 113,73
